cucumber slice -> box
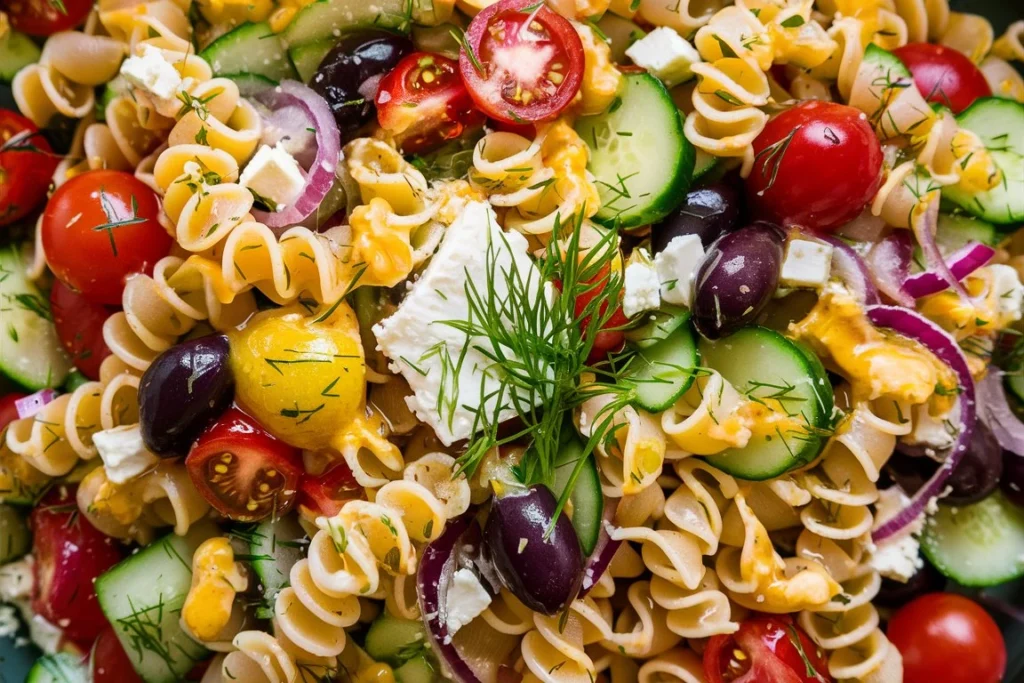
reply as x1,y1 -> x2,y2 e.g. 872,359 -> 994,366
956,96 -> 1024,157
282,0 -> 411,47
692,149 -> 718,182
0,504 -> 30,565
243,516 -> 307,618
288,39 -> 333,84
26,653 -> 88,683
395,656 -> 438,683
0,31 -> 41,83
96,523 -> 217,683
625,322 -> 698,412
921,490 -> 1024,587
199,22 -> 298,82
624,304 -> 689,349
943,150 -> 1024,225
699,327 -> 833,480
364,614 -> 428,666
595,12 -> 645,64
0,244 -> 72,390
576,72 -> 694,229
221,72 -> 278,97
862,42 -> 912,79
553,435 -> 604,555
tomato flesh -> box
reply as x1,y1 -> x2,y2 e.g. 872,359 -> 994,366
459,0 -> 584,124
51,280 -> 115,381
42,170 -> 171,305
297,460 -> 362,518
91,627 -> 143,683
704,614 -> 832,683
186,407 -> 304,522
570,263 -> 629,363
0,110 -> 59,227
5,0 -> 93,35
893,43 -> 992,115
747,101 -> 883,231
888,593 -> 1005,683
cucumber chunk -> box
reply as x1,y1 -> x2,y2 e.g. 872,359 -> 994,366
364,614 -> 428,666
625,322 -> 698,412
199,22 -> 297,82
624,304 -> 690,349
0,30 -> 41,83
26,653 -> 88,683
288,39 -> 333,83
576,72 -> 694,229
221,72 -> 278,97
553,435 -> 604,555
0,243 -> 72,390
282,0 -> 411,47
96,523 -> 217,683
922,490 -> 1024,587
699,327 -> 833,480
395,656 -> 439,683
957,96 -> 1024,157
0,504 -> 30,565
244,516 -> 307,618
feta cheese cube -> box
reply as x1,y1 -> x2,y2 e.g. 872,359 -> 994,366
654,234 -> 704,307
119,44 -> 182,101
988,264 -> 1024,324
445,568 -> 492,638
623,252 -> 661,318
780,239 -> 833,289
239,144 -> 307,212
625,27 -> 701,86
93,424 -> 159,485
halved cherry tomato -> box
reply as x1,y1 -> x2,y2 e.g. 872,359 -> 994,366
5,0 -> 93,36
893,43 -> 992,115
31,486 -> 123,649
41,170 -> 170,305
458,0 -> 584,124
887,593 -> 1005,683
50,280 -> 115,381
704,614 -> 832,683
0,393 -> 27,430
296,460 -> 362,518
569,262 -> 629,364
185,407 -> 303,522
0,110 -> 59,227
91,627 -> 143,683
747,101 -> 883,231
377,52 -> 485,154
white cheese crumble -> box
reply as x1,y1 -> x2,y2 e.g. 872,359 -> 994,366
869,488 -> 926,582
239,144 -> 307,212
988,264 -> 1024,324
780,239 -> 833,289
625,27 -> 701,86
93,424 -> 160,484
654,234 -> 704,307
445,568 -> 492,638
623,251 -> 661,318
119,44 -> 182,101
901,402 -> 959,457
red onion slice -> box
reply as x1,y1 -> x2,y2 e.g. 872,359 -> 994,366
15,389 -> 57,420
867,232 -> 914,307
818,235 -> 880,305
910,200 -> 970,301
902,242 -> 996,299
579,498 -> 619,597
250,80 -> 341,232
867,306 -> 976,542
976,371 -> 1024,456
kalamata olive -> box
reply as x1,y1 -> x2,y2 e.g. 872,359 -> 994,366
484,484 -> 583,615
651,183 -> 742,253
944,424 -> 1002,505
874,561 -> 944,609
310,31 -> 413,133
139,335 -> 234,458
1000,450 -> 1024,508
691,222 -> 783,339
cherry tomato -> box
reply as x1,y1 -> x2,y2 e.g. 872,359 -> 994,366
887,593 -> 1005,683
459,0 -> 584,124
185,407 -> 303,522
570,263 -> 629,364
704,614 -> 832,683
892,43 -> 992,115
31,486 -> 123,648
41,170 -> 170,305
5,0 -> 93,35
0,110 -> 59,227
296,460 -> 362,518
377,52 -> 485,154
747,101 -> 883,231
90,627 -> 142,683
0,393 -> 26,430
50,280 -> 114,381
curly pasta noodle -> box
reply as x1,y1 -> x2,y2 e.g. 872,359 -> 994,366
579,393 -> 667,497
660,371 -> 752,456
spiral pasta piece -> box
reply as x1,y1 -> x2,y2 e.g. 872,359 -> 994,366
580,393 -> 667,496
660,371 -> 752,456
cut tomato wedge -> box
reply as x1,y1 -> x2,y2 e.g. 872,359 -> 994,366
297,460 -> 363,518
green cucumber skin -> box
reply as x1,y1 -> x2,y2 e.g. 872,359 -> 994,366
247,516 -> 307,617
624,304 -> 690,349
627,322 -> 699,412
862,43 -> 912,78
26,653 -> 88,683
553,436 -> 604,555
364,615 -> 428,666
282,0 -> 412,47
199,22 -> 297,81
0,31 -> 41,83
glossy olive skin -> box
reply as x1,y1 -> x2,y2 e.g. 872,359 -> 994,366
484,484 -> 583,615
944,424 -> 1003,505
310,32 -> 413,133
139,335 -> 235,457
1000,450 -> 1024,508
691,222 -> 784,339
651,183 -> 742,253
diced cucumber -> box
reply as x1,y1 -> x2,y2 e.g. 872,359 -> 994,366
395,656 -> 439,683
921,490 -> 1024,587
25,653 -> 88,683
282,0 -> 411,47
364,614 -> 428,666
553,434 -> 604,555
96,523 -> 217,683
957,96 -> 1024,157
244,516 -> 307,618
624,304 -> 690,349
221,72 -> 278,97
0,244 -> 72,390
199,22 -> 298,82
595,13 -> 646,64
699,327 -> 833,480
625,322 -> 698,412
0,31 -> 41,83
0,504 -> 30,565
288,39 -> 333,83
576,72 -> 694,229
862,42 -> 912,79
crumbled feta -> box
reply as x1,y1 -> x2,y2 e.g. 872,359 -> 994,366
901,402 -> 960,457
445,568 -> 492,638
988,264 -> 1024,324
869,487 -> 927,582
93,424 -> 159,484
0,557 -> 32,603
780,239 -> 832,289
625,27 -> 701,86
30,614 -> 63,654
654,234 -> 704,307
623,252 -> 661,318
239,144 -> 307,212
119,44 -> 182,101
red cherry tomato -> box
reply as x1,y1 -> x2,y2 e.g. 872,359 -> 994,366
296,460 -> 362,518
5,0 -> 93,35
571,263 -> 629,364
892,43 -> 992,115
747,101 -> 883,231
90,627 -> 142,683
50,280 -> 115,381
887,593 -> 1005,683
31,486 -> 123,649
704,614 -> 832,683
42,170 -> 171,305
459,0 -> 584,124
185,407 -> 303,522
377,52 -> 485,154
0,110 -> 59,227
0,392 -> 26,430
